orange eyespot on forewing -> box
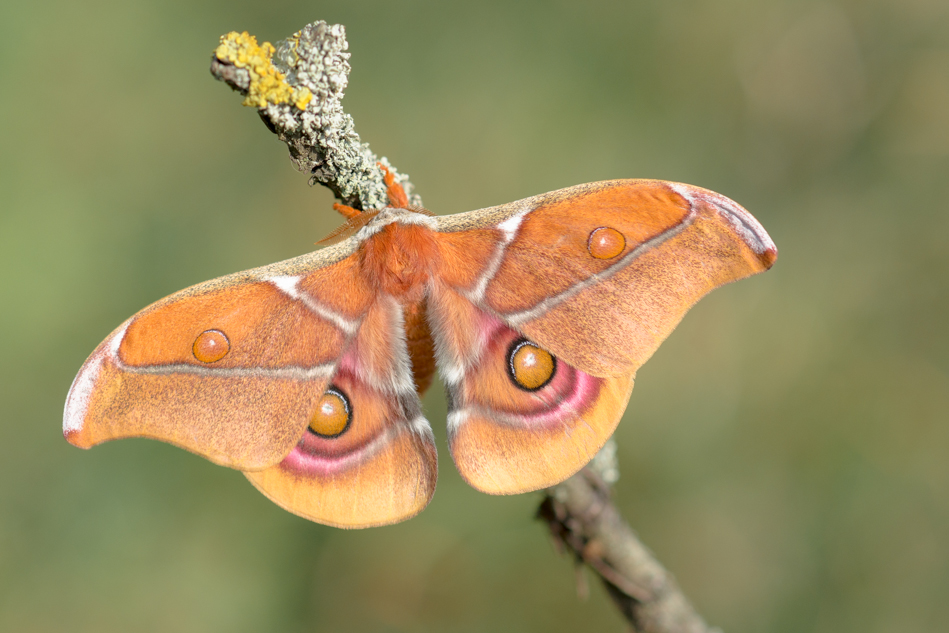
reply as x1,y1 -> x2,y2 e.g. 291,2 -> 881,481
193,329 -> 230,363
587,227 -> 625,259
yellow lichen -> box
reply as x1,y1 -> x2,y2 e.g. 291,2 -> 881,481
214,31 -> 312,110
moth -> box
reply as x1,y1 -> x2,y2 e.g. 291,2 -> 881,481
64,171 -> 776,528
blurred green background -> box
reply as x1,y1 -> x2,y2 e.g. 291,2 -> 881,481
2,0 -> 947,631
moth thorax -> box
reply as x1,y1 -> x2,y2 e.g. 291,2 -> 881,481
361,222 -> 438,298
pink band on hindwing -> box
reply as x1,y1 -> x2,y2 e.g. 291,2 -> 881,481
451,311 -> 605,430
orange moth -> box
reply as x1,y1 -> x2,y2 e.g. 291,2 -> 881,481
63,169 -> 776,528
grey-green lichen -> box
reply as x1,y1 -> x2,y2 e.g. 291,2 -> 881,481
212,21 -> 420,211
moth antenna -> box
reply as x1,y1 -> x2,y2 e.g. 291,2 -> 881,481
333,202 -> 362,219
378,162 -> 410,208
317,210 -> 379,245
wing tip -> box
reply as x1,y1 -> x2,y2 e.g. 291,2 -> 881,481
667,182 -> 778,269
758,243 -> 779,270
63,427 -> 93,449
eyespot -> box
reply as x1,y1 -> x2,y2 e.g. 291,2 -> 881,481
507,338 -> 556,391
192,329 -> 230,363
588,227 -> 625,259
308,387 -> 351,437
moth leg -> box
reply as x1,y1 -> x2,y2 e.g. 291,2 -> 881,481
378,162 -> 410,208
332,202 -> 362,219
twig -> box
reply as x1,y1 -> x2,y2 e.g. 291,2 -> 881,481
210,20 -> 717,632
539,441 -> 719,632
210,23 -> 420,211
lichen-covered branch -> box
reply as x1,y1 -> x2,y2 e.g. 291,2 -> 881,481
210,20 -> 715,633
210,23 -> 420,211
539,441 -> 718,633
